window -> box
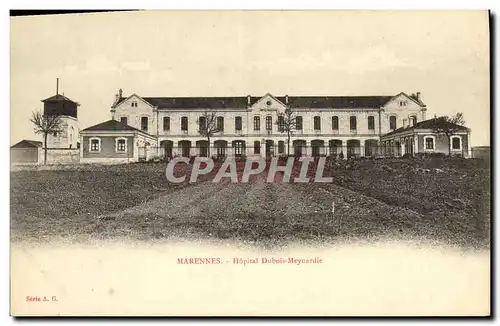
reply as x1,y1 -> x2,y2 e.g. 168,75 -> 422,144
296,116 -> 303,130
131,101 -> 138,107
141,117 -> 148,132
278,141 -> 285,153
350,116 -> 357,130
314,116 -> 321,131
235,116 -> 242,131
368,116 -> 375,130
215,141 -> 226,157
89,137 -> 101,153
254,141 -> 261,154
120,117 -> 128,125
253,116 -> 260,131
277,116 -> 285,132
163,117 -> 170,131
451,136 -> 461,150
332,116 -> 339,130
181,117 -> 188,131
266,116 -> 272,131
409,115 -> 417,126
217,116 -> 224,131
389,116 -> 397,130
234,141 -> 245,156
424,136 -> 435,150
199,116 -> 207,132
116,138 -> 127,152
399,100 -> 407,107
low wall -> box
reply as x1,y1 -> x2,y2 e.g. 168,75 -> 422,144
39,148 -> 80,165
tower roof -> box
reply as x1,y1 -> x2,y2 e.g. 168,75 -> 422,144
41,94 -> 80,106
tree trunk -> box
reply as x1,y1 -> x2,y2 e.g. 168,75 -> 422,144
287,131 -> 291,156
207,135 -> 211,158
43,133 -> 48,165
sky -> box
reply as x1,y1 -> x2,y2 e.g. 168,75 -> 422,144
10,10 -> 490,146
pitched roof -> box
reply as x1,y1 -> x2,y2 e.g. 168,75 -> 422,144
41,94 -> 79,105
81,119 -> 151,135
113,95 -> 395,109
11,140 -> 43,148
143,96 -> 262,109
384,117 -> 469,136
285,96 -> 393,109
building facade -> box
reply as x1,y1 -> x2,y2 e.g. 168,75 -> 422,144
80,120 -> 158,163
380,117 -> 472,157
109,90 -> 428,159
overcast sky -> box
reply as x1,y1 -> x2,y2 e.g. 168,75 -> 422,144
10,10 -> 490,146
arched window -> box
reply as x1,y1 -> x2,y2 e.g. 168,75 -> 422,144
199,116 -> 207,132
295,116 -> 303,130
389,116 -> 397,130
278,141 -> 285,153
163,117 -> 170,131
266,116 -> 272,131
217,116 -> 224,131
350,116 -> 357,130
141,117 -> 148,132
368,116 -> 375,130
181,117 -> 188,131
254,141 -> 261,154
409,115 -> 417,126
313,116 -> 321,130
332,116 -> 339,130
233,140 -> 246,157
235,116 -> 242,131
277,116 -> 285,132
253,116 -> 260,131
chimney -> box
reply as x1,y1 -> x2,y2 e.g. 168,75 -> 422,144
285,95 -> 289,105
247,95 -> 251,106
56,78 -> 59,95
118,88 -> 123,98
416,92 -> 421,102
403,118 -> 408,128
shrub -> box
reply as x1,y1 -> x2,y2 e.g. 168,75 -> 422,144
428,152 -> 447,158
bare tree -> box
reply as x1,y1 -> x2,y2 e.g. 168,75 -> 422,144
30,111 -> 63,164
197,109 -> 221,158
276,107 -> 298,156
432,112 -> 466,156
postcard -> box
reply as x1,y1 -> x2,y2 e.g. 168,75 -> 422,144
10,10 -> 491,316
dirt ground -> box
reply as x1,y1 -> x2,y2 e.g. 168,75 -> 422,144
10,158 -> 491,249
